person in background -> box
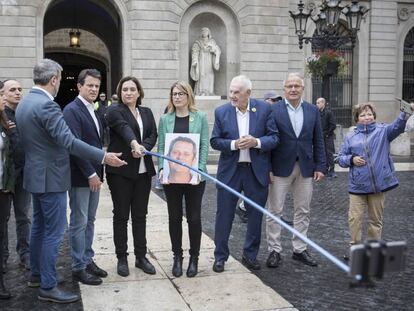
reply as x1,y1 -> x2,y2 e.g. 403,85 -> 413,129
2,79 -> 31,271
158,81 -> 209,278
63,69 -> 108,286
211,75 -> 278,272
0,80 -> 14,299
266,73 -> 325,269
263,90 -> 282,104
316,97 -> 337,178
338,102 -> 414,260
105,76 -> 157,277
95,92 -> 111,146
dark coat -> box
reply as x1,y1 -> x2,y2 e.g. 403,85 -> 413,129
63,97 -> 104,187
105,103 -> 157,178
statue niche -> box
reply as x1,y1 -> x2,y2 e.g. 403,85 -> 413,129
190,27 -> 221,96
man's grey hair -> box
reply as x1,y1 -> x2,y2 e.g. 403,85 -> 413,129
231,75 -> 252,91
33,58 -> 63,85
283,72 -> 305,87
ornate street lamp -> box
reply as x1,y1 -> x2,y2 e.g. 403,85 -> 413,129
290,0 -> 369,50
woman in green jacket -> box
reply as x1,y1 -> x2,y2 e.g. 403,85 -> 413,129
158,81 -> 209,278
0,80 -> 15,299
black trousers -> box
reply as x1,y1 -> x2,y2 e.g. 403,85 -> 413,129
107,173 -> 151,258
163,181 -> 206,257
0,193 -> 11,276
324,135 -> 336,172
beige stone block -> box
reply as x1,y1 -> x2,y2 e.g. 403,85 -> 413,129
89,253 -> 166,283
81,279 -> 190,311
173,273 -> 292,311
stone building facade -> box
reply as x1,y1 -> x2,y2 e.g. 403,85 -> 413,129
0,0 -> 413,154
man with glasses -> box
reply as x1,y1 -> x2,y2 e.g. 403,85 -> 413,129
265,73 -> 326,269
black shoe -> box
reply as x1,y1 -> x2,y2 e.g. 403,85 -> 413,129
241,255 -> 261,270
86,261 -> 108,278
117,257 -> 129,277
172,256 -> 183,277
280,216 -> 293,226
0,279 -> 11,299
19,254 -> 30,270
266,251 -> 282,268
292,250 -> 318,267
38,287 -> 79,304
72,270 -> 102,286
135,257 -> 156,275
212,260 -> 225,273
186,256 -> 198,278
236,204 -> 248,223
343,254 -> 350,262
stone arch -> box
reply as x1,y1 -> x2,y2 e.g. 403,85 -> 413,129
396,17 -> 414,100
179,1 -> 240,96
36,0 -> 130,76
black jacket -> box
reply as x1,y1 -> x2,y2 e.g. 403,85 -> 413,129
319,108 -> 336,137
105,103 -> 157,178
5,105 -> 24,178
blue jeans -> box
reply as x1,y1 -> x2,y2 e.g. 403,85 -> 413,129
30,192 -> 67,289
69,187 -> 100,272
3,176 -> 32,260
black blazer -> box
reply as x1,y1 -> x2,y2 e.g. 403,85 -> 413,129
105,102 -> 157,178
63,97 -> 104,187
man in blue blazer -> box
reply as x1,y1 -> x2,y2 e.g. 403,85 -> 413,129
16,59 -> 126,303
63,69 -> 108,286
211,75 -> 279,272
265,73 -> 326,269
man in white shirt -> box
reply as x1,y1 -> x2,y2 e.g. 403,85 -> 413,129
210,75 -> 279,272
63,69 -> 108,286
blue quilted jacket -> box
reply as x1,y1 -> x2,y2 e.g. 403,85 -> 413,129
338,112 -> 408,194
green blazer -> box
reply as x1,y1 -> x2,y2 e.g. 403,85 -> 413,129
157,110 -> 209,180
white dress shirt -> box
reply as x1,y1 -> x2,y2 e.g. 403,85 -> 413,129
135,108 -> 147,174
285,99 -> 304,138
78,95 -> 100,137
230,100 -> 261,163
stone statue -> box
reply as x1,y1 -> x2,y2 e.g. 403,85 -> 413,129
190,27 -> 221,96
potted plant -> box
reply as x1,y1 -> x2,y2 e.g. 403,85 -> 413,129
305,49 -> 347,78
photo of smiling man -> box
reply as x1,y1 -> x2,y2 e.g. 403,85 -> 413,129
163,134 -> 200,185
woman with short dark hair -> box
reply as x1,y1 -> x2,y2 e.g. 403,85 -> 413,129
106,76 -> 157,277
338,101 -> 414,258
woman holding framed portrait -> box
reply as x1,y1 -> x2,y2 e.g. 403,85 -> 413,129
158,81 -> 209,278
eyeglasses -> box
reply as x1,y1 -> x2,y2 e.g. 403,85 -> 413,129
284,84 -> 303,89
172,92 -> 187,98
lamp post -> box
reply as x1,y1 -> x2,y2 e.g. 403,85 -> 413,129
290,0 -> 369,117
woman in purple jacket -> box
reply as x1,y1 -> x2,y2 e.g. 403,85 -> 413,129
338,102 -> 414,255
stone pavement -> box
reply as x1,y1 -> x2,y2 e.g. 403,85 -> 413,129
1,161 -> 413,311
1,181 -> 295,311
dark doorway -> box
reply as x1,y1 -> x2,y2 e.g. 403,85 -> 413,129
45,52 -> 107,109
403,27 -> 414,102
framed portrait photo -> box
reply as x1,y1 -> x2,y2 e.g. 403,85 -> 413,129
163,133 -> 200,184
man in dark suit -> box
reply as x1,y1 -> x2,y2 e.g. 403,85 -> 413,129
16,59 -> 126,303
63,69 -> 108,286
210,75 -> 279,272
266,73 -> 326,269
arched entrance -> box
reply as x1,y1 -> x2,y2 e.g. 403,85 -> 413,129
43,0 -> 123,107
403,27 -> 414,102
